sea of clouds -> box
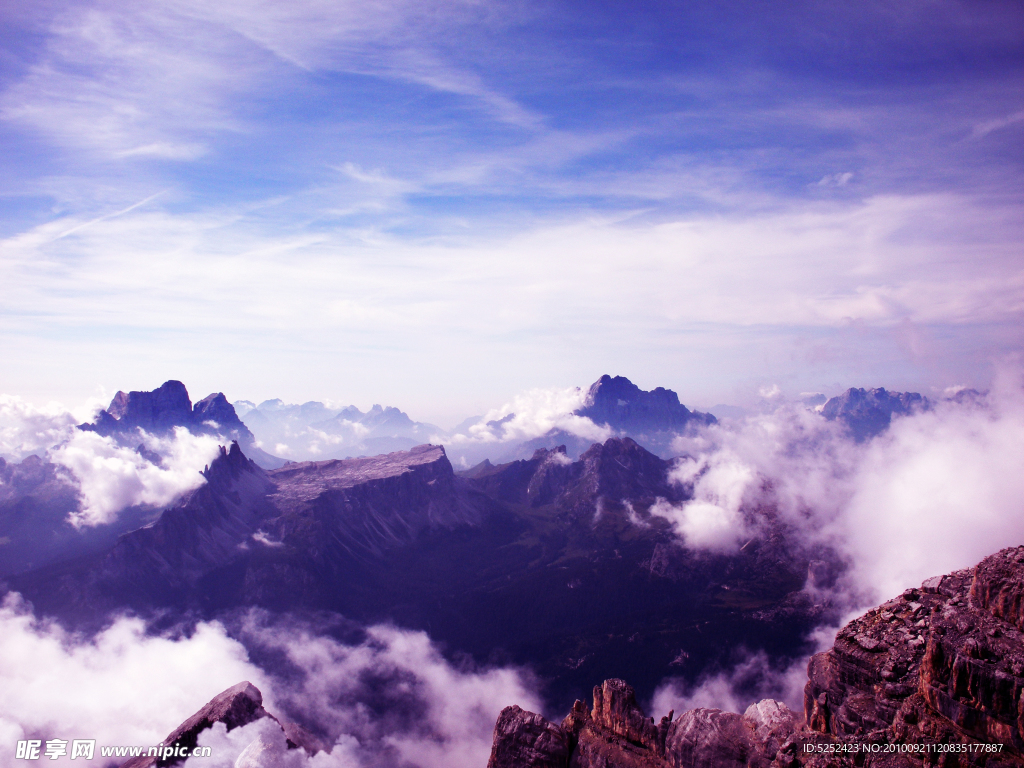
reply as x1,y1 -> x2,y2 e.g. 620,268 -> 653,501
0,596 -> 540,768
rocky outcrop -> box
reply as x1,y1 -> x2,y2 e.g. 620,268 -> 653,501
486,678 -> 796,768
575,375 -> 716,434
121,681 -> 320,768
821,387 -> 930,441
488,705 -> 571,768
79,380 -> 286,469
801,546 -> 1024,766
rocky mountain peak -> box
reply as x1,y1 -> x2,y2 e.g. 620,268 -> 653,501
103,380 -> 193,431
821,386 -> 930,441
576,375 -> 716,434
193,392 -> 240,426
201,441 -> 265,485
78,380 -> 285,469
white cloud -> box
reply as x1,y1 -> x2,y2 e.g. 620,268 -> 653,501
650,453 -> 754,553
816,171 -> 853,187
839,374 -> 1024,598
971,108 -> 1024,139
239,617 -> 542,768
651,650 -> 809,717
0,597 -> 543,768
50,427 -> 222,527
0,594 -> 266,768
450,386 -> 611,445
0,4 -> 247,160
0,397 -> 79,461
657,368 -> 1024,608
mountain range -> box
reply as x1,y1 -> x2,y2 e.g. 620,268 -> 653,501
0,374 -> 973,734
11,435 -> 828,711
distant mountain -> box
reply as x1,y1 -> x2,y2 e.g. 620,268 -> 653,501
14,438 -> 827,710
821,387 -> 930,441
80,380 -> 286,468
232,399 -> 443,461
575,375 -> 716,434
445,375 -> 719,467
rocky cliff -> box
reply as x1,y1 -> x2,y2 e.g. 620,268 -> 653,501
800,545 -> 1024,766
487,678 -> 795,768
487,546 -> 1024,767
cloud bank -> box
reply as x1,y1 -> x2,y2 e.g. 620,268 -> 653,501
657,376 -> 1024,604
50,427 -> 223,527
449,386 -> 611,446
1,397 -> 231,527
0,599 -> 541,768
641,370 -> 1024,717
0,595 -> 265,768
0,397 -> 81,462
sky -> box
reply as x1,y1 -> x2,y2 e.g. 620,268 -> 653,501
1,0 -> 1022,425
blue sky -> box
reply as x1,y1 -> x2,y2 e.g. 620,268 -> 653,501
1,0 -> 1022,423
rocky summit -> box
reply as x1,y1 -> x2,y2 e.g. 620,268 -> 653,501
486,546 -> 1024,767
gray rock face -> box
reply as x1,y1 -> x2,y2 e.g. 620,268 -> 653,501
487,705 -> 571,768
820,387 -> 929,441
266,443 -> 481,559
575,375 -> 716,435
800,546 -> 1024,766
664,708 -> 754,768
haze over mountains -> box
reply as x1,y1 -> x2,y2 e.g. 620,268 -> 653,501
231,375 -> 718,467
